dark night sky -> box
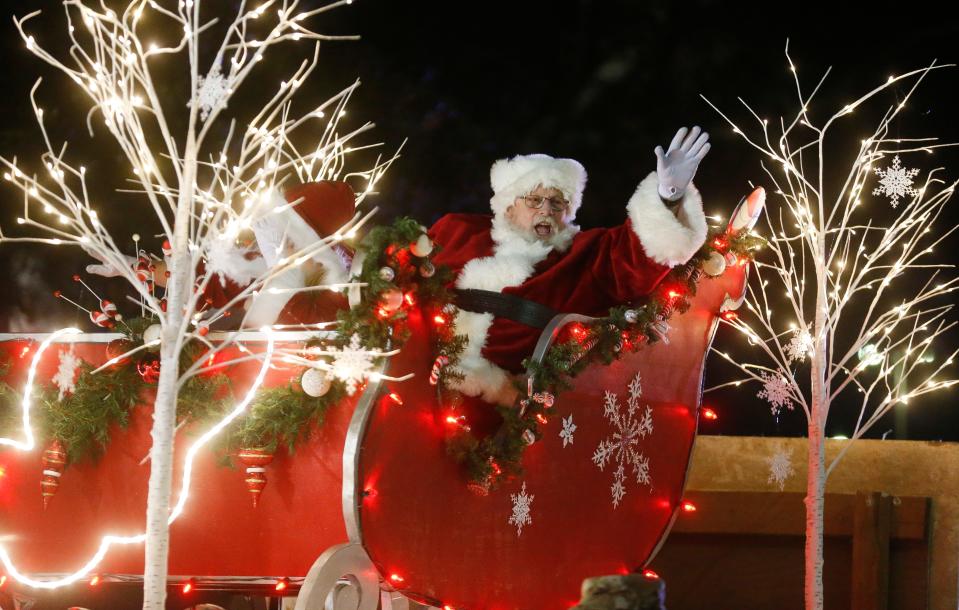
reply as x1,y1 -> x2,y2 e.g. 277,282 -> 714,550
1,0 -> 957,440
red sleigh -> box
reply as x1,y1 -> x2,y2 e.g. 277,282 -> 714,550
0,194 -> 761,609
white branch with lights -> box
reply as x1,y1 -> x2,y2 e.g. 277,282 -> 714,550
702,44 -> 958,610
0,1 -> 399,607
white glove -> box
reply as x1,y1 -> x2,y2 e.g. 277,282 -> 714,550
251,211 -> 289,268
655,126 -> 711,202
83,245 -> 136,278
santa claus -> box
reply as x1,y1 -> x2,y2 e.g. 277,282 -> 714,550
425,125 -> 713,406
85,126 -> 723,409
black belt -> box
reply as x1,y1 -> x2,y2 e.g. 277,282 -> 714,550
453,288 -> 558,329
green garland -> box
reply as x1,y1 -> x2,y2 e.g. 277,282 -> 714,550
442,224 -> 765,488
210,217 -> 462,458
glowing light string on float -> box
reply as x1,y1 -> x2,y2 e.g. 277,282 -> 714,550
0,327 -> 81,451
0,327 -> 276,589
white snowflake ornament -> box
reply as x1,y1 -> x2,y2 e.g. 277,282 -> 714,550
190,62 -> 232,122
757,371 -> 794,415
873,155 -> 919,208
559,414 -> 576,448
53,349 -> 81,400
508,482 -> 534,536
327,334 -> 378,396
766,446 -> 795,491
592,372 -> 653,508
785,329 -> 813,363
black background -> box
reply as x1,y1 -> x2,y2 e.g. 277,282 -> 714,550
1,0 -> 957,440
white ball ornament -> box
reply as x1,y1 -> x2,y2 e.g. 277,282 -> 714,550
624,310 -> 639,324
703,251 -> 728,277
410,234 -> 433,257
301,367 -> 332,397
143,323 -> 162,345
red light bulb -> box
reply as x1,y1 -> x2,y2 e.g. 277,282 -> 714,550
89,575 -> 101,586
182,578 -> 195,594
390,573 -> 405,584
642,569 -> 660,580
388,392 -> 403,405
701,407 -> 718,421
681,501 -> 697,513
275,578 -> 289,592
433,314 -> 447,325
404,293 -> 416,307
721,310 -> 739,321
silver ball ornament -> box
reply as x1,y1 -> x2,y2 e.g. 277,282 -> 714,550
624,310 -> 639,324
379,266 -> 395,282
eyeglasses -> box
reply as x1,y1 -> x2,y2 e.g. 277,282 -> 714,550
521,195 -> 569,213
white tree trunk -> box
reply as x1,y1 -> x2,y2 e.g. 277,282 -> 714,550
142,146 -> 197,610
804,421 -> 825,610
805,261 -> 829,610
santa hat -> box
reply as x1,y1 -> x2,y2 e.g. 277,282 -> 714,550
277,180 -> 357,251
489,154 -> 587,219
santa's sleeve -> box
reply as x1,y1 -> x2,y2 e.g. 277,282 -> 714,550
626,171 -> 708,267
590,171 -> 707,302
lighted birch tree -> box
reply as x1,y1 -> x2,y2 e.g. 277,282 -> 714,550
0,1 -> 396,607
704,49 -> 958,609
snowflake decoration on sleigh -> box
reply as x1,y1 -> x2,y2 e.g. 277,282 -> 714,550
508,482 -> 534,536
592,372 -> 653,508
873,155 -> 919,208
326,333 -> 379,396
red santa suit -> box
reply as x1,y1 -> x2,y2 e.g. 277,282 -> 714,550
427,155 -> 707,406
205,181 -> 355,325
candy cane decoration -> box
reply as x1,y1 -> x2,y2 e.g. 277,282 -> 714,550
429,355 -> 449,386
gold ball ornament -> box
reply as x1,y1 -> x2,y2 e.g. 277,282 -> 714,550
301,367 -> 332,397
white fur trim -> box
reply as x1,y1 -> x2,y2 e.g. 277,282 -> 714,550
489,154 -> 587,219
627,172 -> 707,266
206,239 -> 267,286
244,266 -> 304,328
448,215 -> 569,404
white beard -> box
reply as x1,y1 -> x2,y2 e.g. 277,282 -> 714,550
490,213 -> 579,254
